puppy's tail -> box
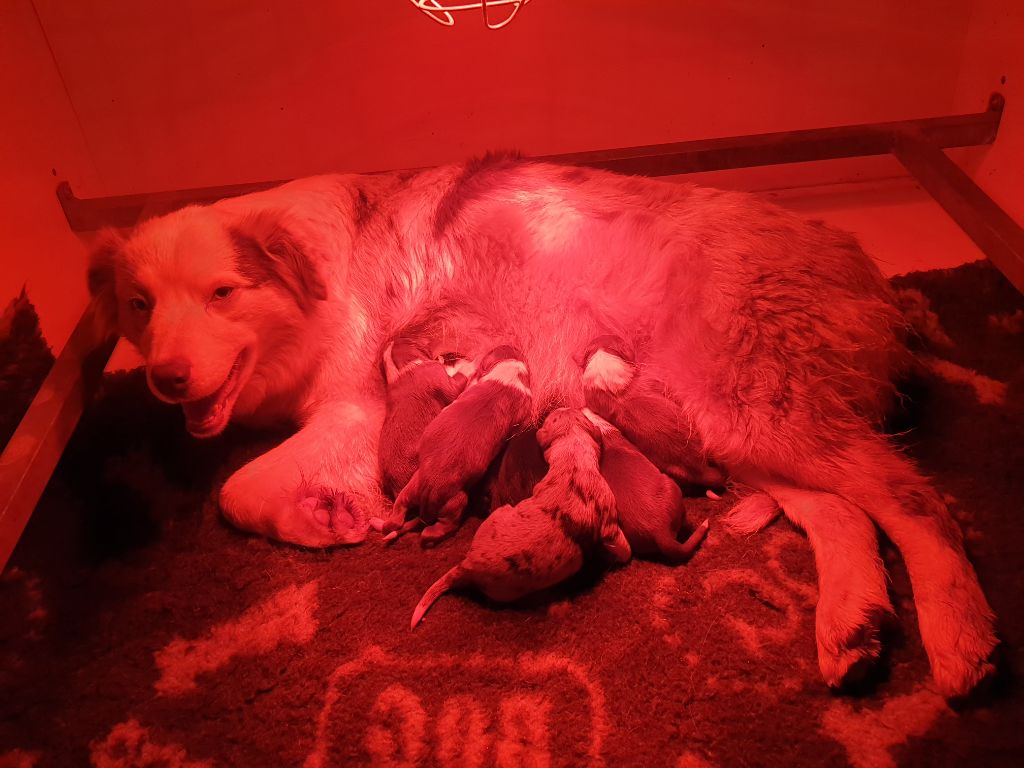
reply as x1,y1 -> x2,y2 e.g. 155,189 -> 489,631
658,519 -> 710,565
411,566 -> 464,629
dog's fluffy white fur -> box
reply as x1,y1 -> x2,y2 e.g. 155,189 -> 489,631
88,156 -> 996,697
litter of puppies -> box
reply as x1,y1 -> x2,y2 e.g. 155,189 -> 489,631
376,335 -> 719,627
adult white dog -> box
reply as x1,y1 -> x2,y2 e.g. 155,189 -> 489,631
88,156 -> 996,697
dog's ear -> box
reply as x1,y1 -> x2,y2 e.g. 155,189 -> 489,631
229,212 -> 328,311
86,228 -> 125,335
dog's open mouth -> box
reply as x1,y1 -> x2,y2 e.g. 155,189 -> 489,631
182,349 -> 251,438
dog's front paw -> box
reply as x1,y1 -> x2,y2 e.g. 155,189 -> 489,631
220,474 -> 381,549
295,489 -> 374,547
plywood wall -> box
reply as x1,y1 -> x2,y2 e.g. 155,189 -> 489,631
0,0 -> 98,350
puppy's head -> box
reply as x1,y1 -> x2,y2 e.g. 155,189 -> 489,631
536,407 -> 601,449
381,338 -> 433,385
87,205 -> 328,438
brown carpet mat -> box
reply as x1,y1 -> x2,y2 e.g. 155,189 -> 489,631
1,260 -> 1023,767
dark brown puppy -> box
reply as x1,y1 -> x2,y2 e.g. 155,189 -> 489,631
384,345 -> 533,546
411,407 -> 629,628
581,335 -> 726,491
584,409 -> 709,563
488,427 -> 547,511
378,339 -> 470,499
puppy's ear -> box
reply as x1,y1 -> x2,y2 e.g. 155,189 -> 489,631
381,341 -> 400,385
229,212 -> 328,311
86,229 -> 125,335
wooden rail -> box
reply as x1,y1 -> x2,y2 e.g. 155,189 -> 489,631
1,92 -> 1018,571
0,302 -> 117,568
58,94 -> 1005,232
893,130 -> 1024,294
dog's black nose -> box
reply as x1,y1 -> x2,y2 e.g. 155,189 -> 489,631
150,358 -> 192,399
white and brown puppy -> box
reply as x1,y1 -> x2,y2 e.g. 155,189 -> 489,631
411,407 -> 630,628
383,345 -> 533,545
581,334 -> 726,492
410,492 -> 585,629
583,409 -> 709,564
378,339 -> 469,499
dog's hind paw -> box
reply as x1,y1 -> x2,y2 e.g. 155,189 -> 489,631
816,599 -> 893,690
918,586 -> 999,699
929,645 -> 998,701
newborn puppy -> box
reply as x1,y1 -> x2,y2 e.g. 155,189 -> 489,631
383,345 -> 533,546
584,409 -> 709,563
410,496 -> 584,628
580,335 -> 726,491
378,339 -> 470,499
533,407 -> 631,562
488,428 -> 547,511
411,407 -> 630,627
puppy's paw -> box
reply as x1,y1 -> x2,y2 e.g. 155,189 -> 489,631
420,519 -> 459,547
381,472 -> 420,536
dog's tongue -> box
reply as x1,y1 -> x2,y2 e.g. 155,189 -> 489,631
182,391 -> 221,427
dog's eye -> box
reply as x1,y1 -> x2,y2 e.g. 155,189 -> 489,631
128,297 -> 149,312
211,286 -> 235,301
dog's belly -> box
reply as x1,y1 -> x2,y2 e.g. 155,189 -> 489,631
463,190 -> 899,463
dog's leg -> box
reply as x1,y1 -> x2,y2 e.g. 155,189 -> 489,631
827,440 -> 998,698
759,484 -> 894,688
219,400 -> 385,548
757,432 -> 998,697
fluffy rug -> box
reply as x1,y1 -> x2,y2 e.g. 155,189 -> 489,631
1,261 -> 1022,768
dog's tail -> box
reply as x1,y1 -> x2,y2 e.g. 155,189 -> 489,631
410,565 -> 464,629
892,286 -> 953,349
722,493 -> 781,534
657,518 -> 710,564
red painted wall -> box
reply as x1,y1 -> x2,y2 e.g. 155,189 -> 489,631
35,0 -> 978,193
2,0 -> 1021,356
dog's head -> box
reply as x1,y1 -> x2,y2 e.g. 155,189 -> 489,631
88,205 -> 328,438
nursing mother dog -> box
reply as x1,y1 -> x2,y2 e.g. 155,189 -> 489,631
87,154 -> 997,699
